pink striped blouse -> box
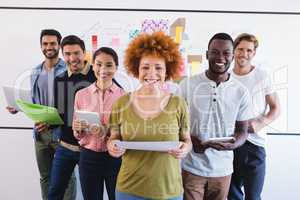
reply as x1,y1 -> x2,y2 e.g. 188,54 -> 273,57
73,82 -> 125,152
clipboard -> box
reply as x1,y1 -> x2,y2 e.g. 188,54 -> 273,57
16,100 -> 64,125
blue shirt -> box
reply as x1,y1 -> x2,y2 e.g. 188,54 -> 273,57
30,58 -> 66,140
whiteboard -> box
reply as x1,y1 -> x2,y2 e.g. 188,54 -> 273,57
0,8 -> 298,133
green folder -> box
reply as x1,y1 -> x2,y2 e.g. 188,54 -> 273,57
16,100 -> 64,125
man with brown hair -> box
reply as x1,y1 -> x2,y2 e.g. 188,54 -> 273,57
228,33 -> 280,200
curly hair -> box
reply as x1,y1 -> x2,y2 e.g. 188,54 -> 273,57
124,31 -> 182,80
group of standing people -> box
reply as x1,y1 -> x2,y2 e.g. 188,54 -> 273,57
7,28 -> 280,200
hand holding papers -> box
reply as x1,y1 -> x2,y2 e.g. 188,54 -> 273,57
3,86 -> 32,111
16,100 -> 63,125
202,136 -> 236,151
114,140 -> 181,152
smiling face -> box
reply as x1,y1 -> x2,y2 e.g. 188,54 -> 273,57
41,35 -> 60,59
234,40 -> 256,68
92,52 -> 117,82
62,44 -> 85,73
138,55 -> 166,88
207,39 -> 234,74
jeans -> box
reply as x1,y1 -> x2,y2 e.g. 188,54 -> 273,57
79,148 -> 121,200
228,141 -> 266,200
34,130 -> 76,200
48,144 -> 78,200
116,191 -> 183,200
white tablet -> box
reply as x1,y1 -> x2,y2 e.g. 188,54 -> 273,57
75,110 -> 101,125
3,86 -> 32,111
206,136 -> 235,143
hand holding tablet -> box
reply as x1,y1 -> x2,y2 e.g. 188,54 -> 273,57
202,136 -> 236,144
74,110 -> 106,136
75,110 -> 100,125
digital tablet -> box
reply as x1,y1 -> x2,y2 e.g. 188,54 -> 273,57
205,136 -> 235,143
75,110 -> 101,125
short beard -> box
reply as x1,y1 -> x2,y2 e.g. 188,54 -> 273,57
43,50 -> 59,59
236,60 -> 250,68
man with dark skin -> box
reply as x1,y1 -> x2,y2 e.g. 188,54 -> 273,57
177,33 -> 252,200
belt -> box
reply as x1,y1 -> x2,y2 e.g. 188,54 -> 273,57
59,140 -> 80,152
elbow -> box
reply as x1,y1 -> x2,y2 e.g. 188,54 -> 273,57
275,105 -> 281,119
273,95 -> 281,119
233,131 -> 248,149
271,104 -> 281,120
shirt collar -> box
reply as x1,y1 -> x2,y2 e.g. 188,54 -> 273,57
67,61 -> 90,77
57,58 -> 66,68
89,82 -> 119,94
35,58 -> 64,72
201,71 -> 233,86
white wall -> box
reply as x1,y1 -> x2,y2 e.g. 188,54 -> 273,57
0,130 -> 40,199
0,129 -> 86,200
264,136 -> 300,199
0,4 -> 299,132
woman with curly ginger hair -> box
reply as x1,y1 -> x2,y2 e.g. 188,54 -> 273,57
107,31 -> 192,200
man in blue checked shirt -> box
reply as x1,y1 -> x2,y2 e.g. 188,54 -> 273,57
6,29 -> 76,200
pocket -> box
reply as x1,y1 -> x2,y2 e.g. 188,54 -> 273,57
257,146 -> 266,159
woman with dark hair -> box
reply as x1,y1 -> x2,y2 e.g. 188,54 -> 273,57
107,32 -> 192,200
73,47 -> 124,200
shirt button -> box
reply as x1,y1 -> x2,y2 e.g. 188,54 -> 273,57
213,99 -> 216,102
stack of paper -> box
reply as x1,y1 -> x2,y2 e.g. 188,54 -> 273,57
2,86 -> 32,111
